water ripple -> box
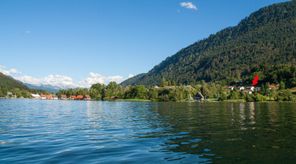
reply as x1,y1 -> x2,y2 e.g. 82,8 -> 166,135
0,100 -> 296,163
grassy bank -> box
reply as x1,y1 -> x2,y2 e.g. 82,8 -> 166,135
115,98 -> 151,102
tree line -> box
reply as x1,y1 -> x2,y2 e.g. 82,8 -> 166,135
57,80 -> 296,102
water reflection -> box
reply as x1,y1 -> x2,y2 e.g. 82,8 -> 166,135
149,102 -> 296,163
1,100 -> 296,163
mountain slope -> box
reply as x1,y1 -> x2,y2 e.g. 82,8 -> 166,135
122,1 -> 296,86
0,72 -> 28,90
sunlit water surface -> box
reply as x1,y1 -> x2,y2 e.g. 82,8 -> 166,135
1,99 -> 296,163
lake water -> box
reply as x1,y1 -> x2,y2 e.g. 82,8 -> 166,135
0,99 -> 296,163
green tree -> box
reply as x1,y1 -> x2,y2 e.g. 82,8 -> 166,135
276,90 -> 293,101
245,94 -> 256,102
279,81 -> 286,90
158,88 -> 171,101
160,78 -> 169,87
148,88 -> 159,100
201,83 -> 210,99
104,82 -> 122,100
254,93 -> 267,102
0,89 -> 4,97
90,83 -> 105,100
124,85 -> 148,99
290,78 -> 296,87
228,90 -> 240,99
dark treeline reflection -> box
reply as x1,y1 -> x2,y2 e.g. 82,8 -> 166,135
148,102 -> 296,163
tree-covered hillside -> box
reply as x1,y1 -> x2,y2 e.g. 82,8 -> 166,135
0,72 -> 31,97
122,1 -> 296,86
0,72 -> 28,90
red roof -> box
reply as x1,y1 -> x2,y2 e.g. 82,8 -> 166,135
75,95 -> 84,100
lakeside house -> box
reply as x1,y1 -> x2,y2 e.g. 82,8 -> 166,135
31,93 -> 58,100
75,95 -> 84,100
31,94 -> 41,99
194,92 -> 205,101
41,94 -> 52,100
60,95 -> 68,100
6,92 -> 16,98
227,83 -> 281,94
68,95 -> 91,101
269,84 -> 279,90
70,95 -> 76,100
228,86 -> 261,94
84,95 -> 91,101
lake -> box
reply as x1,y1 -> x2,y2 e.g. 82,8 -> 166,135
0,99 -> 296,163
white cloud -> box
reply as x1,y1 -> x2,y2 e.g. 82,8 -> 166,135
79,72 -> 105,88
0,65 -> 21,76
16,75 -> 42,85
43,75 -> 77,88
108,75 -> 124,83
180,2 -> 197,10
78,72 -> 125,88
16,74 -> 77,89
128,74 -> 134,78
0,64 -> 132,89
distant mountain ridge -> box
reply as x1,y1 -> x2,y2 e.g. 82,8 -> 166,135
122,1 -> 296,86
25,83 -> 61,93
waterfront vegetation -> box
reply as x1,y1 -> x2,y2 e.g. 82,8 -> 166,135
0,85 -> 47,99
56,80 -> 296,102
0,72 -> 51,99
1,69 -> 296,102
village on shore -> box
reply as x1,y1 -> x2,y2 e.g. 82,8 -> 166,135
30,93 -> 91,101
28,83 -> 275,102
3,79 -> 294,102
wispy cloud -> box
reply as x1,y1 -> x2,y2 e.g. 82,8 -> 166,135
0,65 -> 21,76
79,72 -> 125,88
128,74 -> 134,78
16,75 -> 77,89
180,2 -> 197,11
0,64 -> 129,89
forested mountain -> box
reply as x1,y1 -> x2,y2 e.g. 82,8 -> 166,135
0,72 -> 33,97
122,1 -> 296,87
121,74 -> 145,86
0,72 -> 28,90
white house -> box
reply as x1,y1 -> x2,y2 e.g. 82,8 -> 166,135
31,94 -> 41,99
250,86 -> 255,92
239,86 -> 245,91
228,86 -> 235,91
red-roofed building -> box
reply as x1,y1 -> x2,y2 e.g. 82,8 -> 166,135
75,95 -> 84,100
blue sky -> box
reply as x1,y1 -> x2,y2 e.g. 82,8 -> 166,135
0,0 -> 288,88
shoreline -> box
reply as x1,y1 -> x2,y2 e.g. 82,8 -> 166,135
1,97 -> 296,103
